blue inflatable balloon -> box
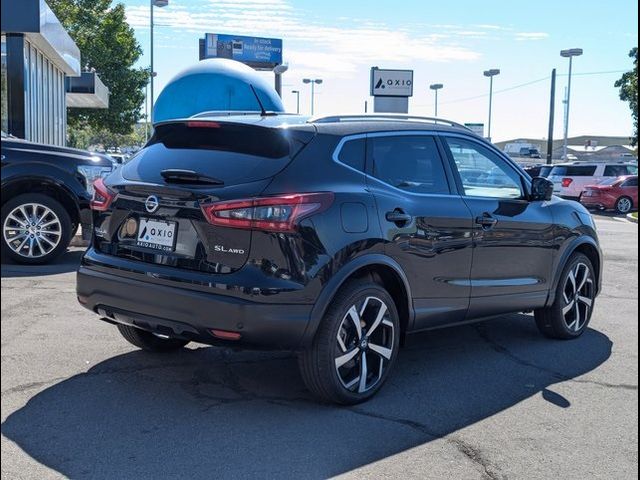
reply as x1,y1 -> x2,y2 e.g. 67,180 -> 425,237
153,58 -> 284,123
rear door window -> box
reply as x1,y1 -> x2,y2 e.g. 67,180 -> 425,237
550,166 -> 597,176
337,138 -> 366,172
369,135 -> 450,194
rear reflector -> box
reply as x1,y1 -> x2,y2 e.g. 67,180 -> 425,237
210,329 -> 242,341
90,177 -> 115,211
561,178 -> 574,188
200,192 -> 334,233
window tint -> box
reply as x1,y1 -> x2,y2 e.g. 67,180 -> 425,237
550,166 -> 597,176
370,136 -> 449,194
622,177 -> 638,187
337,138 -> 365,172
444,137 -> 523,199
604,165 -> 630,177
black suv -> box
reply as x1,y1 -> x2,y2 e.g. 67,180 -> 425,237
76,115 -> 602,404
1,133 -> 114,264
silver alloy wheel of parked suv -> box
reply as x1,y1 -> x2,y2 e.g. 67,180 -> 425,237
3,203 -> 62,259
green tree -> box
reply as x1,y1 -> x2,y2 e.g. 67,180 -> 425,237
615,47 -> 638,146
48,0 -> 148,136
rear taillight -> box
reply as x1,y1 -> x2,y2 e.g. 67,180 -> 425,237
90,178 -> 115,211
200,193 -> 334,232
561,178 -> 573,188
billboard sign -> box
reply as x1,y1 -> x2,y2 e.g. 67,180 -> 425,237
203,34 -> 283,70
370,68 -> 413,97
464,123 -> 485,137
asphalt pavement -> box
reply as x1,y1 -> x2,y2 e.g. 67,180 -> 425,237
1,214 -> 637,479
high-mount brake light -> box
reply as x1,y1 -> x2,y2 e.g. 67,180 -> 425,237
186,121 -> 221,128
200,193 -> 334,233
90,177 -> 115,211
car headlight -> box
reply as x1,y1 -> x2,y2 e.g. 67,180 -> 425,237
77,165 -> 113,195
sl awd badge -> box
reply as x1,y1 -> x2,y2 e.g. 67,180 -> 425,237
145,195 -> 160,213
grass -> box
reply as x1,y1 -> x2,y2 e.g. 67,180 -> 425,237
632,212 -> 638,219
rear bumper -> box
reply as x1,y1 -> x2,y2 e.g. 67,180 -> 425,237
77,265 -> 313,350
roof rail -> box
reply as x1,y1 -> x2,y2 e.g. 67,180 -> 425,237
309,114 -> 472,131
190,110 -> 297,118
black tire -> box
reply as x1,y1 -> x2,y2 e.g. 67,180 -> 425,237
1,193 -> 73,265
117,324 -> 190,352
615,196 -> 633,214
535,253 -> 596,340
298,280 -> 400,405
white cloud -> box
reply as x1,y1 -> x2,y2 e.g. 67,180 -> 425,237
515,32 -> 550,41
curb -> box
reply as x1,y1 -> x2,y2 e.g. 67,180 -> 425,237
627,213 -> 638,224
70,226 -> 90,248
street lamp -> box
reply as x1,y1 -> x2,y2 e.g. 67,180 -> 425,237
150,0 -> 168,124
302,78 -> 323,115
560,48 -> 583,160
483,69 -> 500,141
273,63 -> 289,98
429,83 -> 443,117
291,90 -> 300,114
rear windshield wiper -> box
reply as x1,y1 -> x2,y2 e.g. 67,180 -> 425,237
160,169 -> 224,186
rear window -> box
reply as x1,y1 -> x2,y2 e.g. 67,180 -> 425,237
550,166 -> 597,176
122,123 -> 299,185
539,166 -> 553,177
622,177 -> 638,187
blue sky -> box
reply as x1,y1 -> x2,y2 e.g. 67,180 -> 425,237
122,0 -> 638,141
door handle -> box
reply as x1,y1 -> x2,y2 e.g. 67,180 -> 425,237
386,209 -> 412,226
475,213 -> 498,229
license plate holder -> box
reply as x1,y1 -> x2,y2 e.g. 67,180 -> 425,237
136,218 -> 177,252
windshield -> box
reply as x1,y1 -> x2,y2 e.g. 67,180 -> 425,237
597,177 -> 622,186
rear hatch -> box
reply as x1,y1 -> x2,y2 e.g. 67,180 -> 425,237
93,119 -> 315,273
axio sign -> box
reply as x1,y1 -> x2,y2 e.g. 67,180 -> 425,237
370,68 -> 414,97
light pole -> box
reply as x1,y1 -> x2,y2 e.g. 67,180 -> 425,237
483,69 -> 500,141
429,83 -> 443,116
302,78 -> 323,115
273,63 -> 288,98
291,90 -> 300,114
560,48 -> 583,160
150,0 -> 168,124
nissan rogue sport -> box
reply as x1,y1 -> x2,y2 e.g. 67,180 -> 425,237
76,114 -> 602,404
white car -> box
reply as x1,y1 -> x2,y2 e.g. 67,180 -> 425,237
548,162 -> 638,199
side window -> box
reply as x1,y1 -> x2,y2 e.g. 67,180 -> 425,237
444,137 -> 524,199
622,177 -> 638,187
337,138 -> 365,172
369,135 -> 449,194
604,165 -> 630,177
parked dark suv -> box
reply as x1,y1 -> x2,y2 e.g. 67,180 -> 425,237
76,115 -> 602,404
1,132 -> 114,264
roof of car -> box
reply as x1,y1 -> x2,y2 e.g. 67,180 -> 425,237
163,113 -> 479,137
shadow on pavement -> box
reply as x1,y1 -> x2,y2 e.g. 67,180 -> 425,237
1,314 -> 612,479
1,249 -> 83,278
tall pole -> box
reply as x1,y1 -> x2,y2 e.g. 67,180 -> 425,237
144,82 -> 149,143
487,75 -> 494,141
310,81 -> 315,115
562,57 -> 574,160
149,0 -> 154,124
434,89 -> 439,117
546,68 -> 556,165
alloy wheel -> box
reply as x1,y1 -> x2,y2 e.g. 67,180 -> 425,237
334,296 -> 395,394
617,197 -> 632,214
561,262 -> 594,332
3,203 -> 62,259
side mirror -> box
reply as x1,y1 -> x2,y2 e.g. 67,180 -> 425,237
530,177 -> 554,201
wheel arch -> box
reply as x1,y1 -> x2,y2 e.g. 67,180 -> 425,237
302,254 -> 414,348
1,177 -> 81,230
547,236 -> 602,307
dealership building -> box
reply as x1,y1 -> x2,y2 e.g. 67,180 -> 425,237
1,0 -> 108,146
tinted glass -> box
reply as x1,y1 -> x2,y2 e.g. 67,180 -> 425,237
604,165 -> 631,177
370,136 -> 449,194
445,137 -> 523,199
622,177 -> 638,187
338,138 -> 365,172
539,166 -> 553,177
550,166 -> 597,176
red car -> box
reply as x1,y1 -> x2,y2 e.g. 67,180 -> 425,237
581,175 -> 638,214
